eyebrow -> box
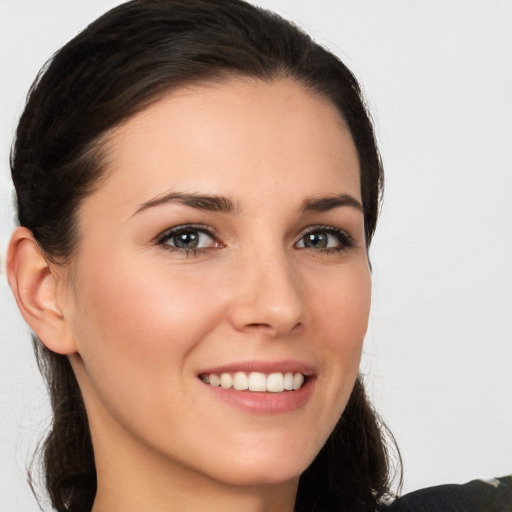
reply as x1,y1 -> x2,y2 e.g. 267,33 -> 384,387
133,191 -> 240,216
132,191 -> 363,217
301,194 -> 363,213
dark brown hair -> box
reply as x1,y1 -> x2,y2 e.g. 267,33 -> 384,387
11,1 -> 399,510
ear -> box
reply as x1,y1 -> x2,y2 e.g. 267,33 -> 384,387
6,227 -> 77,355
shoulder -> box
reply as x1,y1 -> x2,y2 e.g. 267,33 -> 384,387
382,475 -> 512,512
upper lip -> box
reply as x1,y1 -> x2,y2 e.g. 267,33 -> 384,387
197,360 -> 316,377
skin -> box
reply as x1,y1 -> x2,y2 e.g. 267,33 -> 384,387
8,78 -> 371,512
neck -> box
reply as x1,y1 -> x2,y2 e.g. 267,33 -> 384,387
91,450 -> 298,512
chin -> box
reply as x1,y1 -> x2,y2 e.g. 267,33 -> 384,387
215,467 -> 302,488
203,446 -> 317,488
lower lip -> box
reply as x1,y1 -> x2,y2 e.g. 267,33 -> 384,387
201,378 -> 315,414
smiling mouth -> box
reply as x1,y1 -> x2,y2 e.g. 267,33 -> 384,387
199,371 -> 306,393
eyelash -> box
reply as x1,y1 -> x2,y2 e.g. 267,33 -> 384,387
157,224 -> 220,257
296,225 -> 354,255
156,224 -> 354,257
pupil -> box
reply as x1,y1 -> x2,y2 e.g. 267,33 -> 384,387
174,231 -> 199,249
305,232 -> 327,248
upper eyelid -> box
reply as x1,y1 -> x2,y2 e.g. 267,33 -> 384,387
156,223 -> 218,242
297,224 -> 352,238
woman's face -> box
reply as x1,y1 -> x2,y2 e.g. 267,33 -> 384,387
61,78 -> 371,488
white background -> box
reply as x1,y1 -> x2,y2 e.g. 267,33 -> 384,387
1,1 -> 511,510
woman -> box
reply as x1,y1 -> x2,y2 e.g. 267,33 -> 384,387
4,1 -> 511,511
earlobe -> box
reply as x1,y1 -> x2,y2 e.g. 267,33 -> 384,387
6,227 -> 77,355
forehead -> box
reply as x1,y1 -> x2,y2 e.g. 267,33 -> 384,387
91,78 -> 361,216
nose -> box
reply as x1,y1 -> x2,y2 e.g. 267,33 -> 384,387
228,250 -> 307,337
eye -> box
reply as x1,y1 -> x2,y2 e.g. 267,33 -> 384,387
157,225 -> 219,253
167,230 -> 211,249
295,226 -> 353,251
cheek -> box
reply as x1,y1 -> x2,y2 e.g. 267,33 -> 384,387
69,254 -> 226,409
306,262 -> 371,408
310,261 -> 371,350
76,252 -> 221,344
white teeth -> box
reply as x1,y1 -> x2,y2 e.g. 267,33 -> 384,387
248,372 -> 267,391
201,371 -> 306,392
220,373 -> 233,389
292,373 -> 304,390
283,372 -> 294,390
209,374 -> 221,387
266,372 -> 284,392
233,372 -> 249,390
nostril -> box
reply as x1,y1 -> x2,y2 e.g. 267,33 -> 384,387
246,322 -> 271,329
245,321 -> 302,336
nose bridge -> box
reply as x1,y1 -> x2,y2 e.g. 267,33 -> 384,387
229,238 -> 305,336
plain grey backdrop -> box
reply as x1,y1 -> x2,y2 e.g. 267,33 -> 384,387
1,1 -> 511,510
